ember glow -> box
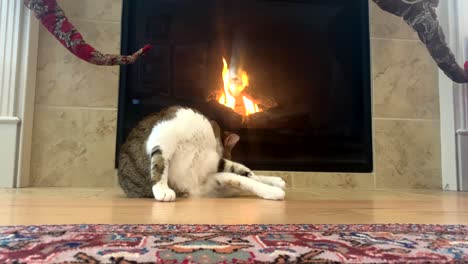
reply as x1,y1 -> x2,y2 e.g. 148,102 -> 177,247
218,58 -> 261,116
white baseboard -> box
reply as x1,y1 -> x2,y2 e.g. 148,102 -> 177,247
458,130 -> 468,191
0,117 -> 20,187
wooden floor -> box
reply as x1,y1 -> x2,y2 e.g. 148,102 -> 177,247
0,188 -> 467,225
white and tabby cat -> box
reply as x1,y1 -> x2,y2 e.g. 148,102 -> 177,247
118,106 -> 286,202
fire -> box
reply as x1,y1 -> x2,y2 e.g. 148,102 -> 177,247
218,58 -> 261,116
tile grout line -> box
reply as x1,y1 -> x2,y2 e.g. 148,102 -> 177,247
35,104 -> 118,111
373,117 -> 440,122
66,17 -> 122,24
370,37 -> 421,43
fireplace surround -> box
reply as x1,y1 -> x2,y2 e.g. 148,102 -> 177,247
117,0 -> 372,172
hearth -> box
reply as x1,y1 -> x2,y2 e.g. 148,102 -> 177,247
117,0 -> 372,172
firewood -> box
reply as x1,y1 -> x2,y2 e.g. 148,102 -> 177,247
196,101 -> 243,130
206,86 -> 278,112
243,104 -> 310,129
241,86 -> 278,110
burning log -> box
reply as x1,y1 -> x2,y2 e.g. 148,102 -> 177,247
197,101 -> 243,131
242,104 -> 310,129
207,90 -> 222,102
208,57 -> 269,117
200,100 -> 311,131
242,86 -> 278,110
207,86 -> 277,114
206,56 -> 280,121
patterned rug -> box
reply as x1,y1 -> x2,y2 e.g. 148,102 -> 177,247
0,224 -> 467,263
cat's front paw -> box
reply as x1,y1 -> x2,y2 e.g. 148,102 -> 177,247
258,186 -> 285,201
152,185 -> 176,202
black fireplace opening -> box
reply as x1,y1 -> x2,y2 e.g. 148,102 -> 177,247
117,0 -> 373,172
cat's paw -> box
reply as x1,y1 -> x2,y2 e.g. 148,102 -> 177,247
258,186 -> 286,201
266,177 -> 287,189
271,178 -> 286,189
256,176 -> 287,189
152,185 -> 176,202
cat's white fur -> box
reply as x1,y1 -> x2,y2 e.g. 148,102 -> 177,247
146,108 -> 286,202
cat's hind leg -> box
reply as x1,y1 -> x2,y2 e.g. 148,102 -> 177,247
150,146 -> 176,202
255,176 -> 287,190
214,172 -> 285,200
218,159 -> 256,178
218,160 -> 286,189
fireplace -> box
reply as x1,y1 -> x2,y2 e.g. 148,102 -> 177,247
117,0 -> 373,172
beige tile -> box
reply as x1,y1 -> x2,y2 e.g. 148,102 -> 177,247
36,20 -> 120,108
369,1 -> 418,40
372,39 -> 439,119
293,173 -> 375,190
59,0 -> 122,22
408,169 -> 443,190
31,107 -> 118,187
256,171 -> 375,190
374,119 -> 442,189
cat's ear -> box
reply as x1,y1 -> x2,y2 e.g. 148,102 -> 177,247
223,133 -> 240,160
224,133 -> 240,150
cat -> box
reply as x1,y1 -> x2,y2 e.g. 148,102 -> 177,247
118,106 -> 286,201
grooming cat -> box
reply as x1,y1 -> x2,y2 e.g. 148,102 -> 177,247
118,106 -> 286,201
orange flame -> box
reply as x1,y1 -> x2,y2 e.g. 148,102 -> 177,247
218,57 -> 261,116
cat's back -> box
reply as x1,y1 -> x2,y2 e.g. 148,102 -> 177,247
125,107 -> 180,145
118,106 -> 182,198
146,107 -> 216,155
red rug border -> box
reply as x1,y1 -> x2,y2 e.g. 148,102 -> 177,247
1,224 -> 467,234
